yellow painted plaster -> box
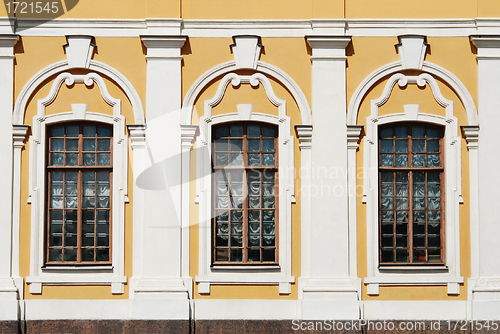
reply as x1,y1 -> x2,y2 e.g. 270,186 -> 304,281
59,0 -> 147,19
346,0 -> 477,18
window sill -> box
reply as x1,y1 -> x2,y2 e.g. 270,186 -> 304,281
195,274 -> 295,295
378,265 -> 449,273
26,273 -> 127,295
364,274 -> 464,296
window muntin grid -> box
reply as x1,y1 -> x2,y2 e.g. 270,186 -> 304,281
379,124 -> 444,265
46,123 -> 112,264
212,123 -> 278,264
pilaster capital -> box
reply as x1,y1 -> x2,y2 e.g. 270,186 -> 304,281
127,124 -> 147,149
306,36 -> 351,60
347,125 -> 363,150
140,35 -> 186,59
470,35 -> 500,59
0,34 -> 19,59
180,125 -> 198,151
461,125 -> 479,150
12,125 -> 29,149
295,125 -> 313,150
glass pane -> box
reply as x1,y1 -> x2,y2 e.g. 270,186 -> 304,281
49,248 -> 62,261
49,211 -> 63,232
263,211 -> 275,222
83,196 -> 95,208
51,183 -> 63,196
412,140 -> 425,152
414,250 -> 426,262
262,249 -> 275,262
51,126 -> 64,137
65,153 -> 78,166
396,236 -> 408,247
427,140 -> 439,152
230,183 -> 243,196
262,139 -> 274,152
380,154 -> 393,167
427,127 -> 440,138
97,127 -> 111,137
98,184 -> 110,197
413,184 -> 425,197
380,139 -> 393,152
216,183 -> 228,196
381,236 -> 393,247
248,249 -> 260,262
83,139 -> 96,151
66,139 -> 78,151
262,171 -> 274,183
230,125 -> 243,137
231,210 -> 243,222
380,172 -> 393,183
396,249 -> 409,262
428,236 -> 440,248
381,197 -> 393,210
414,171 -> 425,183
428,197 -> 441,210
428,184 -> 440,197
97,153 -> 111,166
83,125 -> 96,137
215,210 -> 229,222
413,236 -> 425,247
262,126 -> 275,137
263,196 -> 275,208
412,126 -> 425,138
428,172 -> 440,183
263,235 -> 275,246
65,183 -> 78,196
215,153 -> 228,166
248,235 -> 260,246
248,222 -> 260,234
248,196 -> 260,208
248,210 -> 260,222
381,211 -> 393,222
231,197 -> 243,209
216,196 -> 229,208
66,125 -> 79,137
413,198 -> 425,210
248,182 -> 260,196
215,126 -> 229,138
248,139 -> 260,152
83,234 -> 94,246
395,140 -> 408,153
396,172 -> 408,183
262,153 -> 275,166
229,153 -> 243,166
427,154 -> 440,167
247,125 -> 260,137
428,211 -> 441,223
381,250 -> 393,262
396,184 -> 408,197
248,153 -> 260,166
230,249 -> 242,262
216,235 -> 229,247
395,126 -> 408,138
50,234 -> 62,247
98,235 -> 109,246
216,248 -> 229,261
428,249 -> 441,263
82,249 -> 94,262
396,211 -> 408,222
231,235 -> 243,247
413,223 -> 425,234
396,198 -> 408,210
215,139 -> 228,151
428,222 -> 440,234
51,153 -> 64,166
83,153 -> 95,166
395,154 -> 408,167
51,197 -> 63,209
98,197 -> 110,208
412,154 -> 425,167
263,222 -> 275,235
380,128 -> 393,138
51,138 -> 64,151
263,184 -> 274,196
96,249 -> 109,262
230,139 -> 243,152
65,197 -> 78,209
83,171 -> 95,182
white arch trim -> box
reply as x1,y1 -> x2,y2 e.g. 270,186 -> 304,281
347,61 -> 478,126
13,60 -> 145,125
181,60 -> 311,125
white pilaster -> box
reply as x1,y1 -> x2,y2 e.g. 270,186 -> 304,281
469,35 -> 500,319
295,125 -> 312,302
180,124 -> 198,298
130,35 -> 189,319
302,36 -> 360,320
0,34 -> 19,321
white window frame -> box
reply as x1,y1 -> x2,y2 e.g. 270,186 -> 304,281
363,73 -> 464,295
194,72 -> 295,295
26,72 -> 128,295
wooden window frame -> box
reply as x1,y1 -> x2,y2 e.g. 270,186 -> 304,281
212,122 -> 279,265
378,123 -> 445,266
45,122 -> 113,266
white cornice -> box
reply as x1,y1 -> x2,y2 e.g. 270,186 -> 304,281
12,18 -> 499,38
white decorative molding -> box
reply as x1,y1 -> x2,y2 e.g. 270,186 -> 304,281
295,125 -> 313,150
194,72 -> 295,294
237,104 -> 253,120
181,59 -> 311,126
13,59 -> 145,126
396,35 -> 428,70
362,73 -> 463,295
26,73 -> 128,295
470,35 -> 500,59
306,35 -> 351,60
64,35 -> 94,68
363,301 -> 467,320
140,35 -> 186,59
10,18 -> 489,38
347,54 -> 478,126
231,35 -> 262,69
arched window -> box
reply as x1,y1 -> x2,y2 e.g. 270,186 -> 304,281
378,123 -> 444,265
212,122 -> 278,264
46,123 -> 112,264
